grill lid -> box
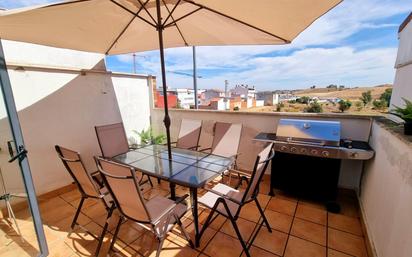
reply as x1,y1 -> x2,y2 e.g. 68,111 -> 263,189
276,119 -> 341,146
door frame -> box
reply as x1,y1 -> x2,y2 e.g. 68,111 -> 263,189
0,39 -> 48,256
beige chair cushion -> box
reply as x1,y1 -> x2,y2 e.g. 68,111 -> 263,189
199,183 -> 243,217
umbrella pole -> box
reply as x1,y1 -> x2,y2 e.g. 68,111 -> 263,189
155,0 -> 172,160
156,0 -> 178,201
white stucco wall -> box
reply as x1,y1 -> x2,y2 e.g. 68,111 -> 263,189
0,40 -> 151,195
391,18 -> 412,108
111,74 -> 151,143
360,121 -> 412,257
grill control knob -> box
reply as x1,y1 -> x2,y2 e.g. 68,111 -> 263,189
350,152 -> 359,158
291,147 -> 297,153
310,149 -> 318,155
300,148 -> 307,154
322,151 -> 329,157
280,146 -> 288,151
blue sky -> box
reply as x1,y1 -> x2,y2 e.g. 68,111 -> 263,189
1,0 -> 412,90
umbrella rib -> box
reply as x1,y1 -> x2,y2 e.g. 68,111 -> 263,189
161,0 -> 182,27
161,0 -> 188,46
181,0 -> 291,43
163,7 -> 202,28
106,0 -> 151,54
110,0 -> 156,28
136,0 -> 157,26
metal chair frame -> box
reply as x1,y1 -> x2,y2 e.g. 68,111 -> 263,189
55,145 -> 115,256
96,157 -> 194,257
198,144 -> 275,257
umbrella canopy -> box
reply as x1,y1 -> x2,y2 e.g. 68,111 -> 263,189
0,0 -> 341,54
0,0 -> 341,162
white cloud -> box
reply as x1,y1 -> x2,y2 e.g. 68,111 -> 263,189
150,46 -> 398,90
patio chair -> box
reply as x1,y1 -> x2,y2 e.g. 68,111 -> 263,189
173,119 -> 202,150
95,122 -> 153,186
96,158 -> 193,257
54,145 -> 115,256
197,143 -> 275,257
201,122 -> 242,184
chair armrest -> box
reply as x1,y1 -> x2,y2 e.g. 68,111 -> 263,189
205,188 -> 242,205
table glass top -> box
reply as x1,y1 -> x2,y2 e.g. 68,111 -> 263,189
112,145 -> 233,187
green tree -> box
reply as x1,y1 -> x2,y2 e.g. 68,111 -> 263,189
360,91 -> 372,106
338,100 -> 352,112
297,96 -> 310,104
372,99 -> 388,110
379,88 -> 392,107
305,101 -> 323,113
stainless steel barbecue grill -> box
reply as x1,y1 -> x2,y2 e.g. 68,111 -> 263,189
256,118 -> 374,160
254,118 -> 375,212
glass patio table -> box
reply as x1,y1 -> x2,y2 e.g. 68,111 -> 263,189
112,144 -> 234,247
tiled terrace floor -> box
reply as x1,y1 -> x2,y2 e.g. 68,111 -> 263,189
1,176 -> 369,257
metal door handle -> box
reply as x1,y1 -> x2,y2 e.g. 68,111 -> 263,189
8,145 -> 28,163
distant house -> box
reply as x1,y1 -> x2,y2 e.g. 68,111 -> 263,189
257,91 -> 279,106
231,84 -> 256,108
201,89 -> 226,104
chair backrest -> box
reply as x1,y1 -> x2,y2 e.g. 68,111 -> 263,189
211,122 -> 242,158
242,143 -> 275,203
55,145 -> 100,198
95,122 -> 129,158
96,158 -> 150,223
176,119 -> 202,150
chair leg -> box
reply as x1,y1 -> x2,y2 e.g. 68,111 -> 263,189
148,175 -> 154,187
156,237 -> 166,257
71,197 -> 85,229
255,199 -> 272,232
176,218 -> 194,248
198,207 -> 217,243
95,204 -> 115,256
109,216 -> 124,252
228,216 -> 251,257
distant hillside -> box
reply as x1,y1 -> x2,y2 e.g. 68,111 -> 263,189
295,84 -> 392,100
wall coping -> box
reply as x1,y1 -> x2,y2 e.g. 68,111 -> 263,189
374,117 -> 412,148
153,107 -> 379,120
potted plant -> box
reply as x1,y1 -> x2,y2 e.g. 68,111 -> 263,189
392,98 -> 412,135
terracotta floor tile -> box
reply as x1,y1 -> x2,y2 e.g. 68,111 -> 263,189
328,213 -> 363,236
295,204 -> 327,225
264,209 -> 293,233
128,231 -> 159,256
290,218 -> 326,246
328,249 -> 353,257
203,232 -> 243,257
266,198 -> 297,216
298,199 -> 327,211
284,236 -> 326,257
220,218 -> 257,240
116,220 -> 145,244
175,219 -> 217,251
198,210 -> 227,231
241,245 -> 281,257
272,190 -> 299,203
328,228 -> 368,257
238,203 -> 262,223
253,226 -> 288,256
257,194 -> 271,207
47,239 -> 77,257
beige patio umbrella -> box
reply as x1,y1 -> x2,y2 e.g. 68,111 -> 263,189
0,0 -> 342,158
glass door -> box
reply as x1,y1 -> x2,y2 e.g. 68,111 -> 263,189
0,41 -> 48,256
